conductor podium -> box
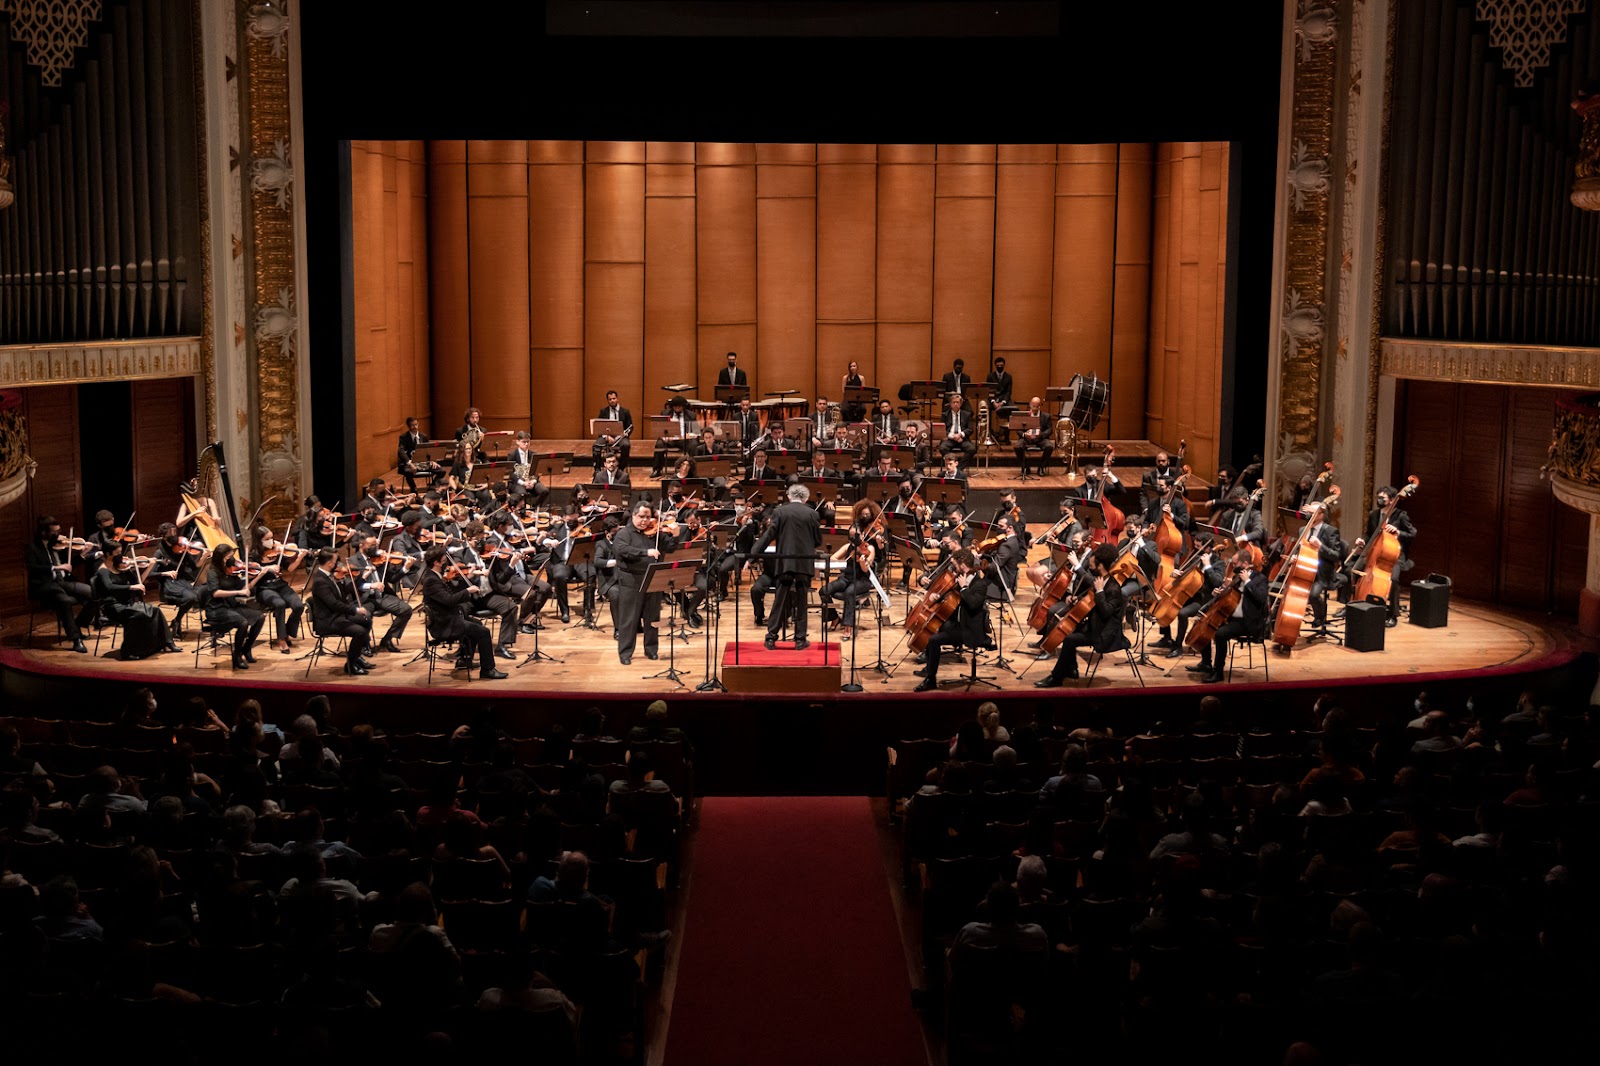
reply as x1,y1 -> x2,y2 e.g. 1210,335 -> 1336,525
722,641 -> 843,693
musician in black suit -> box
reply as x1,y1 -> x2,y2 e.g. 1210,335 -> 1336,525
690,428 -> 734,499
25,516 -> 94,652
418,547 -> 505,679
611,502 -> 667,665
985,516 -> 1028,605
751,483 -> 823,649
941,358 -> 973,399
717,351 -> 748,389
452,406 -> 488,478
1203,552 -> 1270,684
1351,485 -> 1418,625
1140,451 -> 1177,512
385,512 -> 428,591
985,357 -> 1015,444
1012,396 -> 1055,474
914,549 -> 991,691
871,399 -> 900,446
308,548 -> 373,675
1160,545 -> 1226,660
734,398 -> 761,448
1301,501 -> 1345,631
398,417 -> 440,491
1143,476 -> 1192,532
593,451 -> 631,488
593,390 -> 634,462
592,516 -> 623,629
940,394 -> 977,465
1115,515 -> 1160,610
351,533 -> 414,652
1035,544 -> 1128,687
506,432 -> 551,509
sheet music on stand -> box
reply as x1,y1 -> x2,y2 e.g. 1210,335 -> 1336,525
590,419 -> 624,438
714,385 -> 750,404
843,385 -> 879,408
696,458 -> 735,481
579,484 -> 631,510
919,476 -> 967,505
860,476 -> 905,504
534,453 -> 573,478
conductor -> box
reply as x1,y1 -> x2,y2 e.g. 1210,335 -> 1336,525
752,482 -> 822,650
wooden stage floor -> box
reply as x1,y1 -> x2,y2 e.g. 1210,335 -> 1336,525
0,589 -> 1567,700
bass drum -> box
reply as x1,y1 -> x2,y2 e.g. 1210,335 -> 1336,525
1067,373 -> 1109,431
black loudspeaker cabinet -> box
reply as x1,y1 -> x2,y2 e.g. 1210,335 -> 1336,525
1409,578 -> 1451,629
1344,601 -> 1386,652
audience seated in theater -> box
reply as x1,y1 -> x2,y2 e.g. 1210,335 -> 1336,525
951,882 -> 1046,954
630,698 -> 688,746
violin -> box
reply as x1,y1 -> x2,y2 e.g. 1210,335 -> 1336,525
51,535 -> 96,553
259,543 -> 304,564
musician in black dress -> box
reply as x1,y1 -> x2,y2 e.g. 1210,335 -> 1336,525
150,522 -> 208,635
203,545 -> 266,670
840,361 -> 868,424
914,549 -> 991,691
24,517 -> 94,653
1035,544 -> 1128,687
1203,551 -> 1269,684
308,548 -> 373,675
418,547 -> 505,679
91,545 -> 178,659
593,390 -> 635,463
751,483 -> 823,650
821,501 -> 885,639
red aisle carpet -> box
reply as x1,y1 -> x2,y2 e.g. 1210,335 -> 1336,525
664,797 -> 926,1066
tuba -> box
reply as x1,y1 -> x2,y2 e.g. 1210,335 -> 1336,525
977,398 -> 991,447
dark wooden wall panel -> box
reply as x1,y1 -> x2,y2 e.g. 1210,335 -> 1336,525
130,377 -> 193,533
0,384 -> 82,615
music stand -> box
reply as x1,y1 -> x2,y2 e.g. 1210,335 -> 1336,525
908,380 -> 944,420
534,453 -> 572,478
799,476 -> 847,506
590,419 -> 624,440
843,385 -> 879,411
964,384 -> 994,407
715,385 -> 751,405
860,476 -> 904,505
919,476 -> 968,508
579,485 -> 631,511
874,445 -> 918,473
659,477 -> 711,504
766,453 -> 802,478
642,560 -> 701,686
744,479 -> 789,506
696,458 -> 735,482
565,535 -> 601,630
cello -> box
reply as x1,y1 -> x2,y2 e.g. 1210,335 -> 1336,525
1268,486 -> 1340,652
1028,543 -> 1091,631
1148,537 -> 1214,628
1349,475 -> 1419,603
1183,555 -> 1247,651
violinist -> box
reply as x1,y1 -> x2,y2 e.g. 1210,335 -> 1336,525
593,390 -> 635,463
308,547 -> 374,675
419,546 -> 506,680
1156,543 -> 1226,659
721,500 -> 765,603
297,496 -> 334,552
351,533 -> 414,653
582,451 -> 625,489
398,416 -> 441,492
887,478 -> 928,589
1012,396 -> 1054,474
386,511 -> 428,590
985,357 -> 1015,445
1201,549 -> 1269,684
752,483 -> 823,651
457,524 -> 521,660
591,513 -> 624,629
913,548 -> 990,692
1300,501 -> 1345,633
203,544 -> 266,670
152,521 -> 208,634
666,509 -> 711,629
92,544 -> 179,658
996,487 -> 1025,527
934,504 -> 974,560
612,502 -> 667,665
358,478 -> 391,517
1034,544 -> 1128,687
1351,485 -> 1416,626
254,528 -> 305,653
822,500 -> 885,640
983,514 -> 1028,606
25,515 -> 95,653
841,361 -> 867,423
1049,498 -> 1086,548
507,430 -> 551,509
483,514 -> 550,634
535,503 -> 583,625
443,472 -> 494,514
87,509 -> 120,560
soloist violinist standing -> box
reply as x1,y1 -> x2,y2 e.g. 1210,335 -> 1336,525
593,390 -> 634,463
203,544 -> 266,670
985,356 -> 1015,444
309,548 -> 373,675
418,547 -> 506,680
152,522 -> 208,634
1013,396 -> 1055,475
92,544 -> 179,658
25,516 -> 94,653
913,549 -> 991,692
1352,485 -> 1417,627
752,483 -> 823,650
351,533 -> 414,653
1034,544 -> 1128,687
612,502 -> 666,665
1202,550 -> 1269,684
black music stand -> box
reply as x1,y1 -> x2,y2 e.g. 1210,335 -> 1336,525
859,476 -> 905,505
568,535 -> 602,630
843,385 -> 879,411
695,533 -> 726,692
642,561 -> 700,687
744,479 -> 789,506
799,476 -> 847,507
908,380 -> 944,420
515,584 -> 562,667
765,453 -> 802,478
579,485 -> 631,511
715,385 -> 751,407
663,546 -> 704,642
659,477 -> 711,505
919,476 -> 967,509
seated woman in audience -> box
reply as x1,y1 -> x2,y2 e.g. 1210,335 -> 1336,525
433,816 -> 511,891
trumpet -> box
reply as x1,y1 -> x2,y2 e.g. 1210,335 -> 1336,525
745,428 -> 772,457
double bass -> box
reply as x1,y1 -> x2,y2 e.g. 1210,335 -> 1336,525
1269,486 -> 1341,652
1349,475 -> 1420,603
1092,445 -> 1126,547
1152,457 -> 1191,596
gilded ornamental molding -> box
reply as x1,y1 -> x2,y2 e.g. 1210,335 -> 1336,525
1379,337 -> 1600,388
0,337 -> 203,387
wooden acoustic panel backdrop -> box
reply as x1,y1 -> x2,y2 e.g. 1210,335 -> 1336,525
1395,380 -> 1587,615
0,386 -> 82,615
351,141 -> 430,481
353,142 -> 1235,484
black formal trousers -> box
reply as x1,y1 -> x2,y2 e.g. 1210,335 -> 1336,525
257,582 -> 305,639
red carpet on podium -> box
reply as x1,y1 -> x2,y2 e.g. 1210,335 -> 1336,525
721,640 -> 841,668
663,797 -> 926,1066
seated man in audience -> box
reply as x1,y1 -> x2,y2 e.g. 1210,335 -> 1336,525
951,882 -> 1047,954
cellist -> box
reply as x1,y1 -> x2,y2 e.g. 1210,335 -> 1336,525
1351,485 -> 1416,627
1142,471 -> 1191,532
1033,544 -> 1128,688
913,549 -> 991,692
1200,548 -> 1270,684
1157,543 -> 1226,660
